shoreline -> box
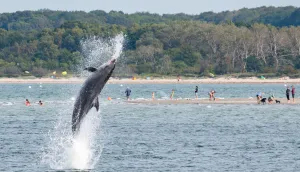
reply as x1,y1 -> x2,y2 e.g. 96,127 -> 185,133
0,77 -> 299,84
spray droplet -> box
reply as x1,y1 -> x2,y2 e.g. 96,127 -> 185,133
29,86 -> 31,88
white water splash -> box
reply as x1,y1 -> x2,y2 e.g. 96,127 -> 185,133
70,108 -> 104,169
77,33 -> 125,77
41,108 -> 105,170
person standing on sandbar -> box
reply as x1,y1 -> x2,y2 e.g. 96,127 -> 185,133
286,86 -> 291,104
170,89 -> 175,100
195,86 -> 198,99
292,85 -> 296,103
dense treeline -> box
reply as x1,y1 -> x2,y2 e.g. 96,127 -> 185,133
1,7 -> 300,77
1,6 -> 300,31
125,22 -> 300,76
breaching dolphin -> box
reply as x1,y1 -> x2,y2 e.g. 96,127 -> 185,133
72,58 -> 116,134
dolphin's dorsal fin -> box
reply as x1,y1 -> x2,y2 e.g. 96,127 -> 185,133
84,67 -> 97,72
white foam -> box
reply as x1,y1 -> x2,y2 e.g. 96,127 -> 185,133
2,102 -> 13,106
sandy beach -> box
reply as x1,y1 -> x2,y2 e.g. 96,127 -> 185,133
0,77 -> 299,84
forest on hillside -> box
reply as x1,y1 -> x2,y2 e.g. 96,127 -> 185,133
1,6 -> 300,77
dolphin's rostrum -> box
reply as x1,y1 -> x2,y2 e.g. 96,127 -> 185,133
72,59 -> 116,134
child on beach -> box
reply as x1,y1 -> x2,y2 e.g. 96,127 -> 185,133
177,75 -> 181,82
256,92 -> 262,104
170,89 -> 175,100
209,90 -> 216,101
268,94 -> 274,104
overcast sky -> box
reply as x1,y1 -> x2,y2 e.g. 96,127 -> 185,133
0,0 -> 300,14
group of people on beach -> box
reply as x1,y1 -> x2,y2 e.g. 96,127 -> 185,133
286,85 -> 296,103
25,99 -> 43,106
256,85 -> 296,104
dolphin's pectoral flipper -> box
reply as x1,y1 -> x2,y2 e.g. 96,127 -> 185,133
92,97 -> 99,111
84,67 -> 97,72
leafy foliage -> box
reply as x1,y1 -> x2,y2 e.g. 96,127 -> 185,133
1,7 -> 300,77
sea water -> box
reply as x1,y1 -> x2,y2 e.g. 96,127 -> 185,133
1,83 -> 300,171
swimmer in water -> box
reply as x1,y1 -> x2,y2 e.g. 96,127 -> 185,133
38,100 -> 43,106
125,87 -> 131,101
152,92 -> 155,100
25,99 -> 30,106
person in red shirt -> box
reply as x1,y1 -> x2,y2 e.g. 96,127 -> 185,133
292,85 -> 296,103
25,99 -> 30,106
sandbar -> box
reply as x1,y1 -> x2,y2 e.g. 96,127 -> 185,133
127,98 -> 299,105
0,77 -> 300,84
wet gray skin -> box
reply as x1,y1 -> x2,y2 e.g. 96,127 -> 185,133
72,59 -> 116,134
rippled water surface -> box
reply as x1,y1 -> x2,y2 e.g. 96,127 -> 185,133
1,83 -> 300,171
